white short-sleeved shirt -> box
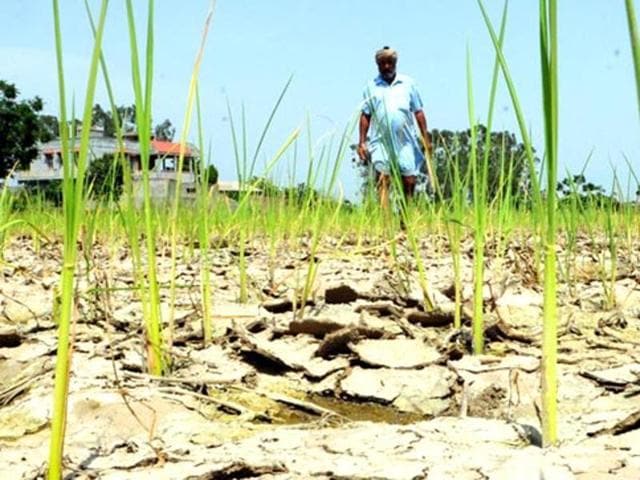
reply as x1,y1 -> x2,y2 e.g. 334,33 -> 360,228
362,74 -> 425,176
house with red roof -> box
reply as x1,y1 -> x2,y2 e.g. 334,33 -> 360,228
16,126 -> 200,203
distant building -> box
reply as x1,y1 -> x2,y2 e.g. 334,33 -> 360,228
0,173 -> 22,193
215,180 -> 242,194
15,126 -> 200,204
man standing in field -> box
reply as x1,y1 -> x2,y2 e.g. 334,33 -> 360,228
357,46 -> 432,209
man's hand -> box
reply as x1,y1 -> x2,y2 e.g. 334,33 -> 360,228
358,113 -> 371,164
414,110 -> 432,157
357,142 -> 370,164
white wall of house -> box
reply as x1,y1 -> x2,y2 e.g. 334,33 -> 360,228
132,172 -> 197,207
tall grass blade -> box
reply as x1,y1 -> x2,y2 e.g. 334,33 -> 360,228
167,1 -> 216,343
84,0 -> 145,306
48,1 -> 109,477
477,0 -> 545,279
540,0 -> 559,447
470,0 -> 508,353
466,46 -> 484,354
125,0 -> 164,375
196,90 -> 213,342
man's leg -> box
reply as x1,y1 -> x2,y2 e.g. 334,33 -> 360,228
402,175 -> 417,200
376,172 -> 391,210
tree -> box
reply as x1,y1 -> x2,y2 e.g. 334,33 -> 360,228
39,114 -> 59,142
92,103 -> 114,137
205,164 -> 218,185
91,103 -> 176,141
194,162 -> 218,186
430,125 -> 537,203
90,103 -> 137,137
116,104 -> 137,134
282,182 -> 324,206
0,80 -> 49,176
556,173 -> 613,207
248,176 -> 337,207
154,119 -> 175,141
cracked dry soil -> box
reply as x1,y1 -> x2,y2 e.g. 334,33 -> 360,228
1,234 -> 640,479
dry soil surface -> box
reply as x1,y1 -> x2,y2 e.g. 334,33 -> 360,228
1,234 -> 639,479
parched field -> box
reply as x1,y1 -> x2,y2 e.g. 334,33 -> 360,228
1,0 -> 639,478
1,230 -> 639,479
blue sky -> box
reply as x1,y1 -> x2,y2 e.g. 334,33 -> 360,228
1,1 -> 639,199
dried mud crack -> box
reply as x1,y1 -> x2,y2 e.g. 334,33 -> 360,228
1,236 -> 640,478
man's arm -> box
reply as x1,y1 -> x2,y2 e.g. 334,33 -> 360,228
414,110 -> 432,156
358,112 -> 371,162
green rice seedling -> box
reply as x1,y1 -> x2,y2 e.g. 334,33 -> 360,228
352,168 -> 379,248
469,2 -> 506,353
478,0 -> 559,445
592,167 -> 638,309
557,169 -> 582,295
194,87 -> 214,343
264,194 -> 284,289
48,1 -> 108,477
289,136 -> 326,308
125,0 -> 165,375
366,146 -> 414,296
478,0 -> 544,280
298,115 -> 324,220
237,225 -> 249,303
622,156 -> 640,250
465,46 -> 485,353
432,130 -> 470,329
600,171 -> 622,309
402,210 -> 435,311
489,135 -> 518,262
539,0 -> 559,447
4,189 -> 53,252
401,193 -> 435,310
555,157 -> 598,296
0,168 -> 22,256
84,0 -> 145,296
579,191 -> 608,292
167,3 -> 215,343
81,185 -> 100,287
293,136 -> 340,249
109,0 -> 151,338
297,120 -> 354,318
442,136 -> 470,329
577,184 -> 616,306
226,77 -> 296,302
0,180 -> 11,237
354,192 -> 378,248
233,129 -> 300,302
0,195 -> 15,259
